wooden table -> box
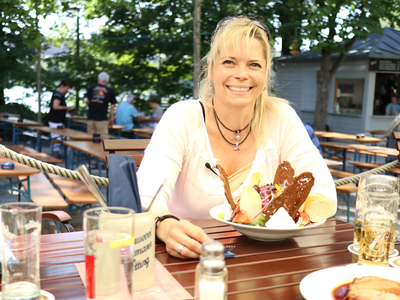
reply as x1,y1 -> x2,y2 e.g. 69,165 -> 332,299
0,157 -> 40,201
33,127 -> 116,152
320,141 -> 399,171
0,117 -> 42,145
9,218 -> 371,299
323,158 -> 343,167
0,113 -> 20,118
63,141 -> 141,171
315,131 -> 384,144
365,130 -> 388,136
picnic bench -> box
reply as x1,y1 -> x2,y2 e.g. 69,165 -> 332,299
7,145 -> 62,164
47,173 -> 98,214
19,172 -> 68,210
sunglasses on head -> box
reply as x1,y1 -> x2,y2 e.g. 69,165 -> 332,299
215,15 -> 271,41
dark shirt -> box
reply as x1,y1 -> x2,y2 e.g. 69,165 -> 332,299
85,84 -> 117,121
47,90 -> 67,124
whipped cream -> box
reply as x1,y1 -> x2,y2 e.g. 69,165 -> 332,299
265,207 -> 298,229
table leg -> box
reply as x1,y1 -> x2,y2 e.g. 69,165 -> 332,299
342,149 -> 347,171
27,176 -> 31,201
36,132 -> 42,152
12,126 -> 17,145
67,148 -> 74,169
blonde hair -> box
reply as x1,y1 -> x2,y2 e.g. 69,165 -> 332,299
197,16 -> 287,146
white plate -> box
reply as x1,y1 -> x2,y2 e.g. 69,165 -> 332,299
209,204 -> 326,241
300,265 -> 400,300
389,256 -> 400,268
0,290 -> 54,300
348,243 -> 399,257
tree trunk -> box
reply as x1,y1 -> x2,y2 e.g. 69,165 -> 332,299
193,0 -> 201,99
75,88 -> 80,109
0,89 -> 4,106
313,50 -> 332,131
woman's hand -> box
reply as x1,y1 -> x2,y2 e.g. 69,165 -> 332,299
158,219 -> 213,259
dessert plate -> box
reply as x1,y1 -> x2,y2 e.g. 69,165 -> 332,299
209,204 -> 326,241
300,265 -> 400,300
347,244 -> 399,257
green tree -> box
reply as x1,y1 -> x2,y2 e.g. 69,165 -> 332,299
84,0 -> 275,106
0,0 -> 40,106
295,0 -> 400,131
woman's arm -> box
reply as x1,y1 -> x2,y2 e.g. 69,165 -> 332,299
137,101 -> 213,258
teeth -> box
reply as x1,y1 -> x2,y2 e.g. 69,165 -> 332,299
228,86 -> 250,92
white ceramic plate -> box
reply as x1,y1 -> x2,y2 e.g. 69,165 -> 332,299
209,204 -> 326,241
0,290 -> 54,300
348,243 -> 399,257
389,256 -> 400,268
300,265 -> 400,300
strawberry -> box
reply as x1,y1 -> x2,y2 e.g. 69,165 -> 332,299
300,212 -> 310,225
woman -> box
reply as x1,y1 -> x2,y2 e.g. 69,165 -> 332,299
137,16 -> 337,259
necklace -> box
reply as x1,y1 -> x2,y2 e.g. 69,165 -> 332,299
212,98 -> 253,153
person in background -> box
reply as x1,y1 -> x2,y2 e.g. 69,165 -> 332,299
139,97 -> 164,129
137,16 -> 337,259
115,94 -> 139,130
47,79 -> 74,159
83,72 -> 116,135
386,95 -> 400,116
303,122 -> 322,155
386,110 -> 400,161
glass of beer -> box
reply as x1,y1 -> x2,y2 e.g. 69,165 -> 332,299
353,174 -> 399,253
0,202 -> 42,300
357,178 -> 399,267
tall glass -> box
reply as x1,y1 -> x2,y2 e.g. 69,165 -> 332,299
0,202 -> 42,300
353,174 -> 399,253
84,207 -> 135,300
357,180 -> 399,267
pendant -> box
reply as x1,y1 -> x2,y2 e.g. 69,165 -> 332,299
234,142 -> 241,154
235,134 -> 241,141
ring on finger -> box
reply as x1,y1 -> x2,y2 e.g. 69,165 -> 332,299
177,244 -> 185,256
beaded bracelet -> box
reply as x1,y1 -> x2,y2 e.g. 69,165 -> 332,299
155,214 -> 180,243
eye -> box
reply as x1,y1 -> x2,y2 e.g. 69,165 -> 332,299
222,60 -> 234,65
250,62 -> 262,68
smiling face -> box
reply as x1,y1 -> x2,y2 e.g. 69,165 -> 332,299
210,38 -> 266,109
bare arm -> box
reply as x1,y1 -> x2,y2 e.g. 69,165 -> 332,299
83,97 -> 89,104
109,104 -> 115,126
53,99 -> 73,111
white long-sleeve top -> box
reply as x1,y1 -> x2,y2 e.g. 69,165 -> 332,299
137,100 -> 337,220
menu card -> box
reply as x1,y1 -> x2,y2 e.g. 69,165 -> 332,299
75,258 -> 193,300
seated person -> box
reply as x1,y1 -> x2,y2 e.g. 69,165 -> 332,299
115,94 -> 139,130
136,16 -> 337,259
386,112 -> 400,161
303,122 -> 322,155
386,95 -> 400,116
138,97 -> 164,129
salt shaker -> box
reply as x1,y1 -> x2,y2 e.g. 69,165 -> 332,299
195,242 -> 227,300
196,258 -> 227,300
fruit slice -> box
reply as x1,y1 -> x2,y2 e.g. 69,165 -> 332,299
240,186 -> 262,222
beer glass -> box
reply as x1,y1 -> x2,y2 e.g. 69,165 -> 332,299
357,178 -> 399,267
0,202 -> 42,300
353,174 -> 399,253
84,207 -> 135,299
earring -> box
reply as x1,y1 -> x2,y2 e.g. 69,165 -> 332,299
210,82 -> 214,88
263,85 -> 267,91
